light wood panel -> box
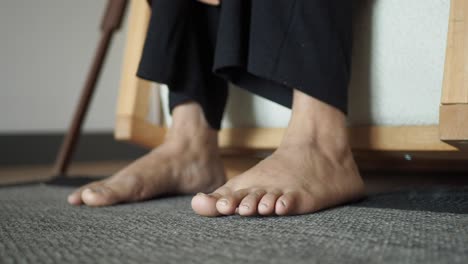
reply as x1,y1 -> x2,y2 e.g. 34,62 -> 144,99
348,126 -> 455,151
220,126 -> 458,151
442,0 -> 468,104
441,0 -> 468,149
439,0 -> 468,149
115,0 -> 152,139
115,116 -> 166,147
116,122 -> 457,152
439,104 -> 468,149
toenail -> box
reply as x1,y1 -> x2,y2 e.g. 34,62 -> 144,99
87,187 -> 104,194
241,204 -> 250,210
84,188 -> 95,193
280,200 -> 287,207
218,199 -> 228,206
196,192 -> 204,196
260,203 -> 268,208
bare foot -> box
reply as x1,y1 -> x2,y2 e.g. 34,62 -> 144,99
67,103 -> 226,207
197,0 -> 220,6
192,90 -> 365,216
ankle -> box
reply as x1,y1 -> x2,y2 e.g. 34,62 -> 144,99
164,102 -> 219,149
165,126 -> 219,151
283,90 -> 351,156
171,102 -> 212,130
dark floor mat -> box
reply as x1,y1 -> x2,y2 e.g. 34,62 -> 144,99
0,183 -> 467,264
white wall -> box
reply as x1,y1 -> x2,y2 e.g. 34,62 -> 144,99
347,0 -> 449,126
0,0 -> 451,133
0,0 -> 127,133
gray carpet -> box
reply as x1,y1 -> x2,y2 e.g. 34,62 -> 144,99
0,183 -> 467,264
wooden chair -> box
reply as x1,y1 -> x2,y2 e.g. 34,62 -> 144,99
55,0 -> 468,177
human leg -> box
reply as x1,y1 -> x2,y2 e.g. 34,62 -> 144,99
192,0 -> 364,216
68,0 -> 228,206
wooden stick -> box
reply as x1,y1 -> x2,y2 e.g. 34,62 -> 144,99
52,0 -> 128,177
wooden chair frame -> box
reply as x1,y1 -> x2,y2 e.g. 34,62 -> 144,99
115,0 -> 468,171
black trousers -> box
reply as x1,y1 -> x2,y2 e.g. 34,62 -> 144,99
137,0 -> 353,129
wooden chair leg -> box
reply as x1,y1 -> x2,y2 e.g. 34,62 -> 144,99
51,0 -> 129,177
440,0 -> 468,150
114,0 -> 168,148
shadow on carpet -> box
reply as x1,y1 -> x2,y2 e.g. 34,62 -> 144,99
0,181 -> 467,264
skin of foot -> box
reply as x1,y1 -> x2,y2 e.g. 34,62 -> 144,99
67,103 -> 226,208
192,90 -> 365,217
198,0 -> 220,6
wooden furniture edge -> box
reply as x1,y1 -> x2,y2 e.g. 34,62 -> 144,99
115,0 -> 152,141
115,116 -> 166,148
439,0 -> 468,150
115,118 -> 457,152
442,0 -> 468,104
439,104 -> 468,149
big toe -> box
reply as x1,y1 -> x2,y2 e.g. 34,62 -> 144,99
67,191 -> 83,205
81,185 -> 120,207
191,193 -> 221,217
67,182 -> 103,206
